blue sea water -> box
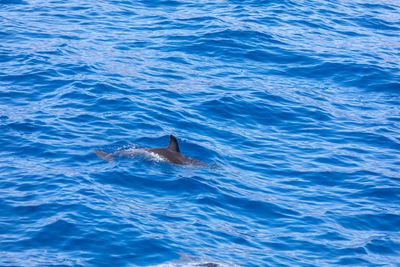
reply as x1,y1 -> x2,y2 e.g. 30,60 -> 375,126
1,0 -> 400,266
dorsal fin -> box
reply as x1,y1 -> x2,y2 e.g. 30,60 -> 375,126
167,135 -> 180,152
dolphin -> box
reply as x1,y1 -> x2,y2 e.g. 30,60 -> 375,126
93,135 -> 200,165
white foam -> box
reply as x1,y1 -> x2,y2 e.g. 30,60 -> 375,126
145,151 -> 165,162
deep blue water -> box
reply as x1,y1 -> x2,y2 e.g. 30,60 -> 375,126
1,0 -> 400,266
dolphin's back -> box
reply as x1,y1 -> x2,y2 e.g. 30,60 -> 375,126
147,148 -> 190,165
93,135 -> 202,166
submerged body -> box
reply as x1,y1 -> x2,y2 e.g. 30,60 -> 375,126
93,135 -> 200,165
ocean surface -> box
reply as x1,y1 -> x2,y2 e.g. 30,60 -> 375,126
1,0 -> 400,266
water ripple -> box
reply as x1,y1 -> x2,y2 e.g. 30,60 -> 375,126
1,0 -> 400,266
